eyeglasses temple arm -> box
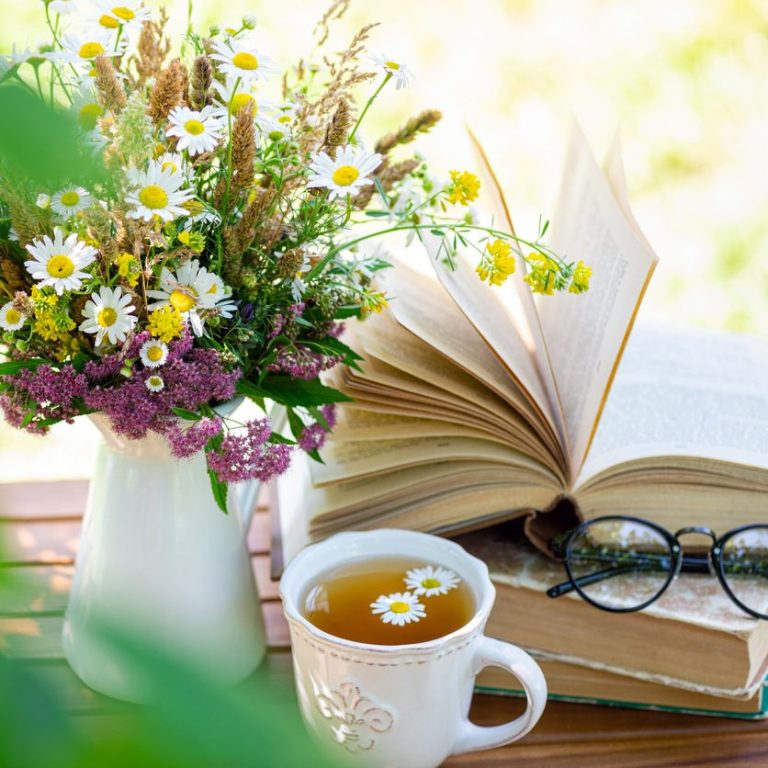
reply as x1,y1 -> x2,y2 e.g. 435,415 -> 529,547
546,563 -> 643,599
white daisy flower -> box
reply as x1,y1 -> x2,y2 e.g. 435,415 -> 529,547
36,193 -> 51,209
307,146 -> 382,200
257,105 -> 297,141
370,592 -> 426,626
166,106 -> 224,157
0,301 -> 26,332
125,160 -> 194,222
404,565 -> 461,597
139,338 -> 169,368
51,186 -> 92,217
371,54 -> 413,90
89,0 -> 152,33
8,227 -> 19,242
54,29 -> 126,70
200,273 -> 237,318
210,38 -> 277,83
79,286 -> 137,346
145,374 -> 165,393
212,77 -> 272,119
24,227 -> 97,296
156,151 -> 185,176
146,259 -> 214,336
71,87 -> 106,131
0,44 -> 34,76
49,0 -> 79,14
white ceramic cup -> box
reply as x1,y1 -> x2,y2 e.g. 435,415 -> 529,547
280,529 -> 547,768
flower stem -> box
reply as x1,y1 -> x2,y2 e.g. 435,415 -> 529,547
348,72 -> 392,144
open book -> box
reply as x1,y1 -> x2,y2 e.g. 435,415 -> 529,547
278,125 -> 768,552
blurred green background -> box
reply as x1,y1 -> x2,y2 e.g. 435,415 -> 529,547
2,0 -> 767,479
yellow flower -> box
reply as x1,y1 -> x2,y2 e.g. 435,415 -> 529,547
569,260 -> 592,294
476,239 -> 516,287
30,286 -> 76,341
147,305 -> 185,342
177,229 -> 206,253
524,252 -> 558,295
360,291 -> 388,317
446,170 -> 481,206
117,252 -> 140,287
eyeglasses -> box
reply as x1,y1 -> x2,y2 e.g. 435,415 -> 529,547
547,516 -> 768,619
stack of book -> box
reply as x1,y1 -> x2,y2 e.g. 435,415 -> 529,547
273,124 -> 768,717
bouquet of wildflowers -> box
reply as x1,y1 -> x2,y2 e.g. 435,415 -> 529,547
0,0 -> 589,508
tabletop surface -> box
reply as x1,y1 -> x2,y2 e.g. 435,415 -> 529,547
1,479 -> 766,767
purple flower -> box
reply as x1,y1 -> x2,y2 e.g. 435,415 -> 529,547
206,417 -> 293,483
164,416 -> 224,458
298,404 -> 337,453
266,347 -> 342,380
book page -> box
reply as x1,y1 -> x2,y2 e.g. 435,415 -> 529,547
576,325 -> 768,485
538,124 -> 658,479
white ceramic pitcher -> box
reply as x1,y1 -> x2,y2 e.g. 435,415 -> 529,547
62,407 -> 266,702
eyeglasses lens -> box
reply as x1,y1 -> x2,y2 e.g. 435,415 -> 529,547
720,527 -> 768,619
567,519 -> 675,610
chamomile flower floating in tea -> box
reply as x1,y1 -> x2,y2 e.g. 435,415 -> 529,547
139,339 -> 169,369
166,106 -> 224,156
79,286 -> 137,346
24,228 -> 97,296
405,566 -> 461,597
370,592 -> 427,626
307,146 -> 383,200
50,186 -> 93,217
0,302 -> 26,332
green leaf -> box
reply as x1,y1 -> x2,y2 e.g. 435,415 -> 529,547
258,376 -> 352,407
235,379 -> 268,410
306,449 -> 325,464
0,358 -> 47,375
268,432 -> 296,445
307,405 -> 330,431
365,210 -> 391,218
20,411 -> 35,429
207,469 -> 229,514
171,407 -> 201,421
430,228 -> 446,236
334,305 -> 362,319
374,176 -> 388,204
286,407 -> 305,440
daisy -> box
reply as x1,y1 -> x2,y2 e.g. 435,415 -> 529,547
307,146 -> 382,200
156,151 -> 185,176
139,339 -> 169,368
0,45 -> 34,76
89,0 -> 151,32
79,286 -> 137,346
71,87 -> 105,131
371,54 -> 413,90
146,259 -> 214,336
200,273 -> 237,318
145,374 -> 165,393
24,227 -> 97,296
166,106 -> 224,156
51,186 -> 92,217
370,592 -> 426,626
212,77 -> 272,118
125,160 -> 194,222
210,38 -> 277,83
55,29 -> 126,70
257,105 -> 297,141
404,565 -> 461,597
0,301 -> 26,332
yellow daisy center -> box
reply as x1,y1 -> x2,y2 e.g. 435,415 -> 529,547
78,103 -> 104,130
47,255 -> 75,278
184,119 -> 205,135
230,93 -> 255,114
169,288 -> 197,313
146,345 -> 164,362
268,130 -> 283,141
385,60 -> 400,70
389,601 -> 410,614
277,114 -> 292,124
5,308 -> 21,325
138,185 -> 169,210
112,6 -> 135,20
79,42 -> 105,59
161,160 -> 179,173
421,578 -> 441,590
99,14 -> 120,28
207,283 -> 219,294
148,375 -> 162,387
60,191 -> 80,207
97,307 -> 118,327
232,51 -> 258,70
331,165 -> 360,187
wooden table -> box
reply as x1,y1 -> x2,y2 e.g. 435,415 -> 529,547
2,480 -> 766,767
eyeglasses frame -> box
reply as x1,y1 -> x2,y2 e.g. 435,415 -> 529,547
550,515 -> 768,619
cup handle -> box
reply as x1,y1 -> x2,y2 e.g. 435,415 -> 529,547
450,636 -> 547,756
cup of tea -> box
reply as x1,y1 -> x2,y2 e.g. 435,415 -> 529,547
279,529 -> 547,768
